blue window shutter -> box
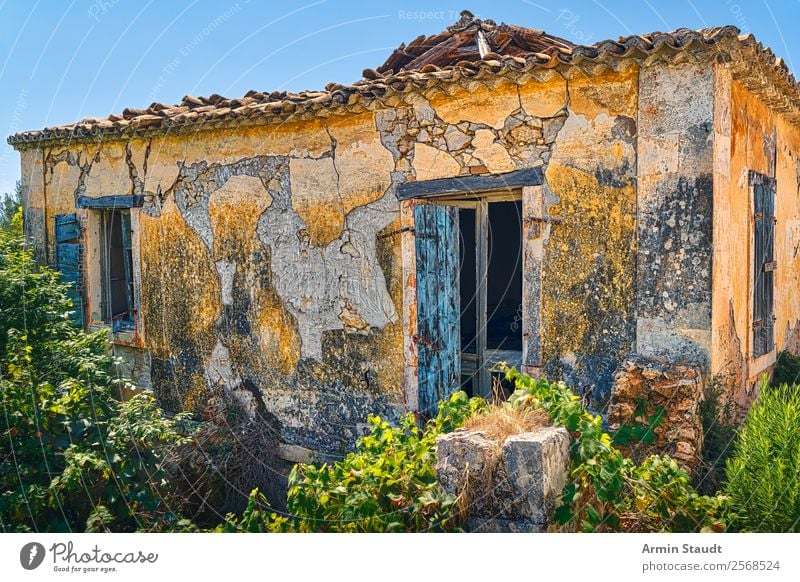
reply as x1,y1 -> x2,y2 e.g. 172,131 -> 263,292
414,204 -> 460,416
54,214 -> 85,326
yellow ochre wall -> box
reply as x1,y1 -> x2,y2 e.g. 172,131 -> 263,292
19,66 -> 650,450
712,70 -> 800,407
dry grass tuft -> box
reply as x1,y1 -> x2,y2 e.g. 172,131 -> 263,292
463,405 -> 551,443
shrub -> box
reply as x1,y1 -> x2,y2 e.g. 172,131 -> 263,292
696,376 -> 739,495
502,366 -> 725,532
286,391 -> 486,532
213,489 -> 292,533
0,225 -> 190,532
169,389 -> 292,524
725,380 -> 800,532
772,350 -> 800,387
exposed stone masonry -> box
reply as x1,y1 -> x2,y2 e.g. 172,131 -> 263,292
608,356 -> 704,470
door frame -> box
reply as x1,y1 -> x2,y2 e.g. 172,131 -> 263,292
424,192 -> 523,397
399,171 -> 545,411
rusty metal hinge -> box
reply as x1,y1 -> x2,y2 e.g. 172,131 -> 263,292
377,225 -> 415,240
754,213 -> 778,223
412,334 -> 441,353
754,315 -> 777,327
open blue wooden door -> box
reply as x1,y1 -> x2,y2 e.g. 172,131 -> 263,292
414,204 -> 460,416
54,213 -> 84,326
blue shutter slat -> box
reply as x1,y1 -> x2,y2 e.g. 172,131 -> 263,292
55,214 -> 80,242
415,204 -> 460,416
54,214 -> 84,327
752,174 -> 775,357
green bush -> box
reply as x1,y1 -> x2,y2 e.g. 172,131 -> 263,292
503,366 -> 725,532
696,376 -> 739,495
213,489 -> 292,533
725,380 -> 800,532
772,351 -> 800,387
0,222 -> 191,532
286,391 -> 486,532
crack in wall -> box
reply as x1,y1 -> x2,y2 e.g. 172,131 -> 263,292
162,152 -> 398,362
44,146 -> 101,200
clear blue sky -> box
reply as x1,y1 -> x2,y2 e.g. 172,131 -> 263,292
2,0 -> 799,194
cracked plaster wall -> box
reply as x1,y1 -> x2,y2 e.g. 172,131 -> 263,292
380,68 -> 640,408
539,66 -> 639,406
22,66 -> 654,449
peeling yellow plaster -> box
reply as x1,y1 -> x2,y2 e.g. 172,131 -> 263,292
138,194 -> 220,368
328,112 -> 393,211
519,73 -> 568,117
84,141 -> 132,194
289,156 -> 342,246
429,80 -> 520,128
569,66 -> 639,119
208,174 -> 273,258
540,67 -> 638,385
206,173 -> 301,373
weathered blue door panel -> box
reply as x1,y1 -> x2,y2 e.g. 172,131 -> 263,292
54,213 -> 84,326
54,214 -> 80,242
415,204 -> 460,416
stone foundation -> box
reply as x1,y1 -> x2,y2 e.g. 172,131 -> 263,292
608,355 -> 704,470
435,426 -> 570,532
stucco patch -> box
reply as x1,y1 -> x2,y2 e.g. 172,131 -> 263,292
518,74 -> 568,118
412,142 -> 460,180
548,111 -> 636,173
430,82 -> 520,129
329,115 -> 394,212
570,67 -> 638,119
289,156 -> 343,246
471,129 -> 515,173
82,142 -> 129,195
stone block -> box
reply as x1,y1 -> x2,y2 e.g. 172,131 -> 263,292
435,426 -> 571,532
435,430 -> 501,499
502,427 -> 571,523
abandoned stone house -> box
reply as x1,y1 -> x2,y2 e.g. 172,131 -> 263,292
9,13 -> 800,458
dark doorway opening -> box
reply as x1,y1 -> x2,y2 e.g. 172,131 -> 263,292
459,199 -> 522,397
102,209 -> 135,331
487,201 -> 523,352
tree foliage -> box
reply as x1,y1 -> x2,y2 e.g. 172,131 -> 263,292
0,181 -> 21,232
0,221 -> 190,532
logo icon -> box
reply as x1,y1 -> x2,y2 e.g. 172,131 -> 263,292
20,542 -> 46,570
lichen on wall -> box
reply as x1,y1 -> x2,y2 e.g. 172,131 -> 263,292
540,66 -> 639,406
636,62 -> 715,368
